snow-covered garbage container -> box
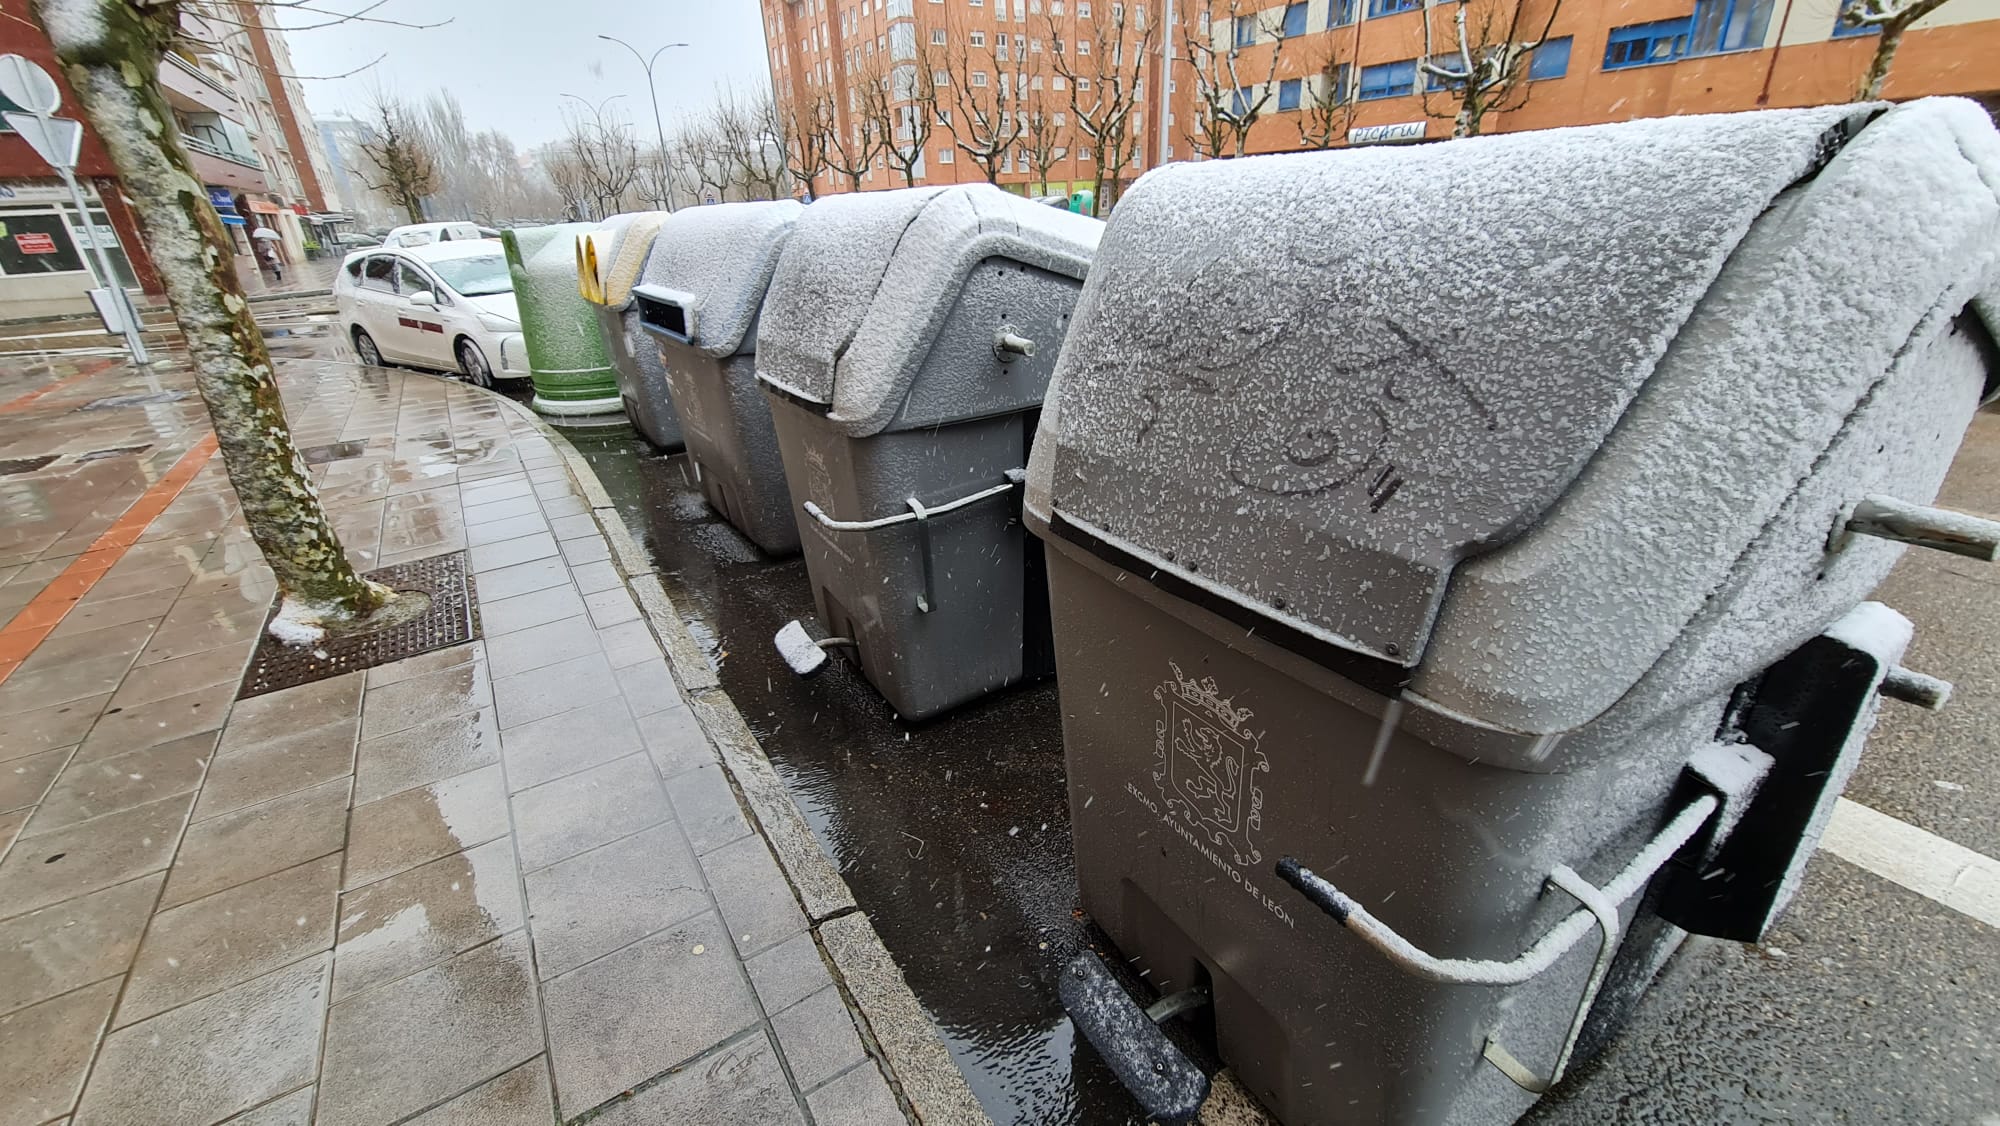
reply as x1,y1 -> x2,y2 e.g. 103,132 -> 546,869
757,184 -> 1102,720
630,199 -> 804,553
578,212 -> 683,449
501,222 -> 623,416
1028,100 -> 2000,1126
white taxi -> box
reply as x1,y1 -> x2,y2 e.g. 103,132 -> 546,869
334,241 -> 527,387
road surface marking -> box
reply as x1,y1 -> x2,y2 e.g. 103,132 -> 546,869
1820,797 -> 2000,929
0,433 -> 220,686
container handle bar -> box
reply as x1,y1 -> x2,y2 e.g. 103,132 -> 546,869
1276,792 -> 1719,1093
800,469 -> 1026,533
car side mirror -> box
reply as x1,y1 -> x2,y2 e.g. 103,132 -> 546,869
408,290 -> 437,307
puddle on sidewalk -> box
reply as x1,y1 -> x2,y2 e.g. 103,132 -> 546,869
563,426 -> 1156,1126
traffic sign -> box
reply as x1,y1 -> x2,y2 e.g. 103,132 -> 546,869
0,111 -> 82,172
0,54 -> 62,116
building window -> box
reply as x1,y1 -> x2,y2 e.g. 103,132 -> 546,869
1529,36 -> 1572,78
1031,36 -> 1043,51
973,70 -> 989,85
1076,76 -> 1090,89
1277,77 -> 1303,109
934,68 -> 950,84
932,27 -> 948,43
1328,0 -> 1356,26
1282,1 -> 1308,36
1366,0 -> 1419,15
1357,58 -> 1416,99
972,29 -> 986,44
1078,38 -> 1090,53
1327,62 -> 1352,101
998,37 -> 1010,58
1053,74 -> 1068,89
1231,85 -> 1252,114
1053,0 -> 1065,13
1234,15 -> 1258,45
1425,53 -> 1464,91
1079,145 -> 1093,159
940,147 -> 955,162
1831,0 -> 1878,35
1690,0 -> 1776,52
1078,1 -> 1090,15
1603,17 -> 1692,68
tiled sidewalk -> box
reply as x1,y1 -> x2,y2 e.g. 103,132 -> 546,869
0,356 -> 926,1126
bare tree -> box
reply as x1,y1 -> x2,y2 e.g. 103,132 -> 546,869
944,16 -> 1024,184
883,21 -> 942,187
778,90 -> 837,199
357,92 -> 441,224
712,89 -> 791,200
1048,2 -> 1155,211
1183,0 -> 1285,159
827,57 -> 890,191
34,0 -> 395,640
1419,0 -> 1561,138
1842,0 -> 1958,99
1021,94 -> 1070,189
632,143 -> 676,210
556,97 -> 640,219
1299,44 -> 1358,149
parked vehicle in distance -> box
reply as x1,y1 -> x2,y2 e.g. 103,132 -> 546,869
334,241 -> 527,388
330,232 -> 381,251
381,221 -> 485,248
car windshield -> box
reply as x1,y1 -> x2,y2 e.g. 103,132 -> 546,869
428,255 -> 512,297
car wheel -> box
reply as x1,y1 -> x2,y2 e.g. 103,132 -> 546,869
457,339 -> 495,389
352,328 -> 383,367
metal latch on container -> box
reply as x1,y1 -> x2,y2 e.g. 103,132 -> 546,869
800,470 -> 1028,613
1275,791 -> 1723,1093
992,325 -> 1036,363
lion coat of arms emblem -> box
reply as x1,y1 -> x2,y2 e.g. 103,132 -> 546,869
1152,662 -> 1269,866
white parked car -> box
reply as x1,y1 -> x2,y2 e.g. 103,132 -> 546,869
334,241 -> 527,388
380,221 -> 486,248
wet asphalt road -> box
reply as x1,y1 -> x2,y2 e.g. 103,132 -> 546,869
508,374 -> 2000,1126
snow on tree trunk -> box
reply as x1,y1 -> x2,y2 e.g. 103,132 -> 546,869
35,0 -> 392,641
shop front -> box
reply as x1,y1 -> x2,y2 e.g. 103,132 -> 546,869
0,179 -> 140,319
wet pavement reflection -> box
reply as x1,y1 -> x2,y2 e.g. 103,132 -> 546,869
561,425 -> 1151,1125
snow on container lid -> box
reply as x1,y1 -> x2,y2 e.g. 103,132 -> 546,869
757,184 -> 1101,434
1030,103 -> 1885,692
1415,98 -> 2000,739
634,199 -> 803,358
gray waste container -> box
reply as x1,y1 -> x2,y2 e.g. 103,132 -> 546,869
1026,100 -> 2000,1125
582,212 -> 684,450
758,184 -> 1102,720
631,200 -> 804,554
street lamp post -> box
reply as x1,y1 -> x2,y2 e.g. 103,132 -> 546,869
598,35 -> 689,208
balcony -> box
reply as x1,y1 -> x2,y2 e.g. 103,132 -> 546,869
160,52 -> 239,117
181,134 -> 270,191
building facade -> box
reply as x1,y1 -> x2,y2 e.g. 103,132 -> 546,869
0,2 -> 338,316
760,0 -> 2000,206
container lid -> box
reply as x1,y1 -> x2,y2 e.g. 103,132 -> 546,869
597,211 -> 672,309
636,199 -> 804,358
758,184 -> 1101,435
1028,101 -> 2000,728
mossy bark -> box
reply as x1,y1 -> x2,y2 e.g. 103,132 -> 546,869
34,0 -> 389,629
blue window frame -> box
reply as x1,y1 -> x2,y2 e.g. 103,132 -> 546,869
1358,58 -> 1416,99
1277,77 -> 1303,109
1425,53 -> 1466,91
1529,35 -> 1572,78
1328,0 -> 1356,26
1282,1 -> 1308,36
1366,0 -> 1420,17
1830,0 -> 1878,35
1331,62 -> 1352,100
1234,15 -> 1258,45
1603,18 -> 1692,69
1232,86 -> 1252,114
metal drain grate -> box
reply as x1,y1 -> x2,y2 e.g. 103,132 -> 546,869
74,445 -> 153,463
238,550 -> 482,699
76,390 -> 194,411
0,455 -> 59,476
301,440 -> 368,465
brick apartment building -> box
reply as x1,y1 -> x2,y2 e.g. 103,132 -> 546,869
760,0 -> 2000,203
0,2 -> 342,316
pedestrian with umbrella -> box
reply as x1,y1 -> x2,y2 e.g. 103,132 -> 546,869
252,225 -> 284,284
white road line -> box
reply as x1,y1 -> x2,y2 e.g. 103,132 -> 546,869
1818,797 -> 2000,929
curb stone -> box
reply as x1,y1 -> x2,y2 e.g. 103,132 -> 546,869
492,392 -> 989,1126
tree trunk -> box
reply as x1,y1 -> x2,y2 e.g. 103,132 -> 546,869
36,0 -> 391,640
1857,17 -> 1912,100
403,195 -> 424,224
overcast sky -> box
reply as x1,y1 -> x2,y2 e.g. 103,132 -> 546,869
279,0 -> 771,149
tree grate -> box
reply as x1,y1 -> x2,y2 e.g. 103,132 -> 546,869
0,455 -> 59,476
237,549 -> 482,699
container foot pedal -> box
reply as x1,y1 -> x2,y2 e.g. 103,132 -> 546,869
774,620 -> 853,678
1059,952 -> 1210,1124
